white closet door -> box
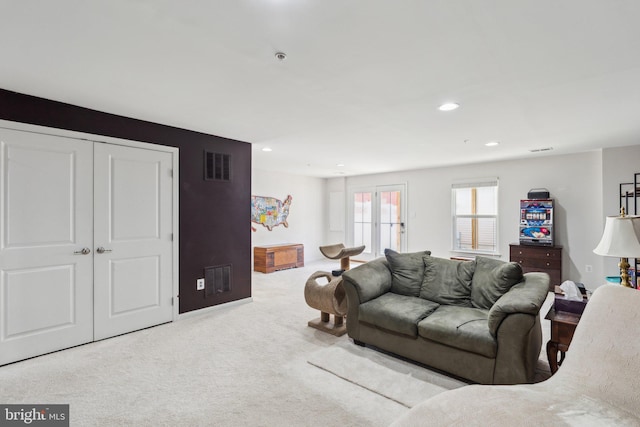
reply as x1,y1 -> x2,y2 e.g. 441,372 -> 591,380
0,128 -> 94,365
93,143 -> 174,340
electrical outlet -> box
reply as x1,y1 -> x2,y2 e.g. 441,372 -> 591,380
585,265 -> 593,273
196,278 -> 205,291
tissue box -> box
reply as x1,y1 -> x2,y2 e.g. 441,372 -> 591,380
554,295 -> 588,315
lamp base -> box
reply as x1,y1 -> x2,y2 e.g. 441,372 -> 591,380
619,257 -> 633,288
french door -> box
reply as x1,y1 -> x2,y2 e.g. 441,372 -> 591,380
349,184 -> 406,260
0,126 -> 176,365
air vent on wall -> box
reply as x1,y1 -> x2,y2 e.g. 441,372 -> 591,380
529,147 -> 554,153
205,264 -> 232,297
204,151 -> 231,181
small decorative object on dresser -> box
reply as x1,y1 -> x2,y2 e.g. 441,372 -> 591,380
509,244 -> 561,292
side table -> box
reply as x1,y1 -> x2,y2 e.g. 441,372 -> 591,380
545,308 -> 582,374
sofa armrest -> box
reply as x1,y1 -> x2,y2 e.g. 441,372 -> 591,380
341,258 -> 392,305
341,258 -> 392,341
488,272 -> 549,336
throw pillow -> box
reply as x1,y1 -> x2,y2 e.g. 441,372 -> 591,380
420,256 -> 475,307
385,249 -> 432,297
471,256 -> 524,309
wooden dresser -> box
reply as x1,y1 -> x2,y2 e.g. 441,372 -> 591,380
254,243 -> 304,273
509,244 -> 562,292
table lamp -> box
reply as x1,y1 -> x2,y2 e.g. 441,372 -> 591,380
593,208 -> 640,288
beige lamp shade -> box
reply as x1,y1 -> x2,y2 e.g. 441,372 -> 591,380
593,215 -> 640,257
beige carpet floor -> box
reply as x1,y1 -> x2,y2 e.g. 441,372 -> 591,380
0,260 -> 553,426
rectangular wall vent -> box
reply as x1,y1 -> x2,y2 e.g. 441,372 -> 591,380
204,151 -> 231,181
205,264 -> 232,297
529,147 -> 554,153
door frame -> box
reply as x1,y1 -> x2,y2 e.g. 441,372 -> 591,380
347,183 -> 407,259
0,119 -> 180,321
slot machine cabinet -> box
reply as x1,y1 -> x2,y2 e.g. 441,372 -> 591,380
519,199 -> 554,246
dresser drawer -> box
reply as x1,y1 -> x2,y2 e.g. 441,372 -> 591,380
510,244 -> 562,291
513,258 -> 561,271
510,246 -> 561,261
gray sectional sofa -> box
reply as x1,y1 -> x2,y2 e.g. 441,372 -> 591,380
341,250 -> 549,385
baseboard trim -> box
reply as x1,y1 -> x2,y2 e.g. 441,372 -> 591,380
177,297 -> 253,320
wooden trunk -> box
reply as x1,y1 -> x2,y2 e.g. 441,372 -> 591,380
254,243 -> 304,273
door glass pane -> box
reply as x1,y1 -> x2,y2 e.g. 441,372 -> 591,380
380,223 -> 391,252
363,223 -> 372,253
380,191 -> 391,223
354,192 -> 372,254
379,190 -> 401,252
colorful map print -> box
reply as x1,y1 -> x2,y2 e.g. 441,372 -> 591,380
251,194 -> 292,231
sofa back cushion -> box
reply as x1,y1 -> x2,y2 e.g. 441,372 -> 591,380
385,249 -> 432,296
420,256 -> 475,307
471,256 -> 524,309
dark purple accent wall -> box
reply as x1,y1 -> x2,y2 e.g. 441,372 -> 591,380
0,89 -> 251,313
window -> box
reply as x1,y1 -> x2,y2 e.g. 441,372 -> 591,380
452,179 -> 498,254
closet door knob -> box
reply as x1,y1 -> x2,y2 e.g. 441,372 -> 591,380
96,247 -> 112,254
73,247 -> 91,255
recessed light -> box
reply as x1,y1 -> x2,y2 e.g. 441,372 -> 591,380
275,52 -> 287,61
485,141 -> 500,147
438,102 -> 459,111
262,147 -> 272,152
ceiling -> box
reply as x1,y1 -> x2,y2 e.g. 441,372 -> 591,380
1,1 -> 640,178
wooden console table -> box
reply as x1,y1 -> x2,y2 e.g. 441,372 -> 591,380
545,308 -> 581,374
254,243 -> 304,273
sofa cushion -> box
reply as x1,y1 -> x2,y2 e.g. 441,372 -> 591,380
471,256 -> 524,310
385,249 -> 432,297
359,293 -> 440,337
420,256 -> 475,307
417,306 -> 496,358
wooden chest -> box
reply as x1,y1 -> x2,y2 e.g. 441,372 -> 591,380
254,243 -> 304,273
509,244 -> 562,292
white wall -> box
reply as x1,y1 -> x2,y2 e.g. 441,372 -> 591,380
601,144 -> 640,285
255,145 -> 640,291
327,150 -> 605,289
251,169 -> 327,263
603,144 -> 640,215
325,177 -> 347,246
